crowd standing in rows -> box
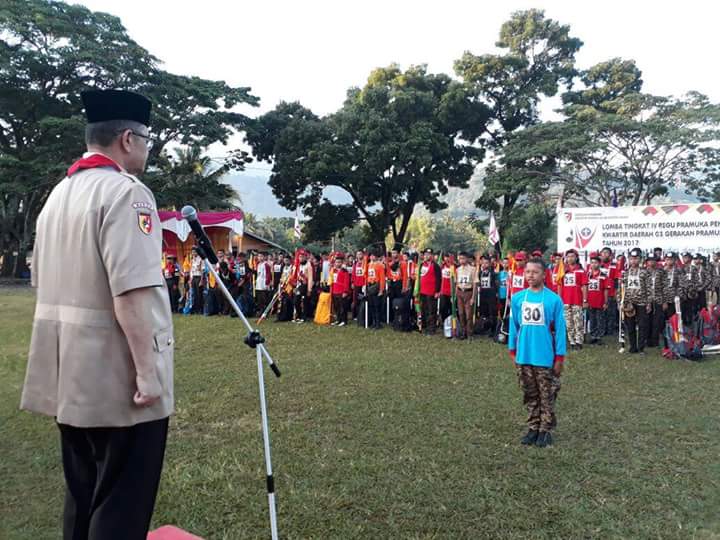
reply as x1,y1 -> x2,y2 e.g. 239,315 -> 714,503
161,245 -> 720,355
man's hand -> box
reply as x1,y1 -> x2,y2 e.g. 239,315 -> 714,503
553,361 -> 563,377
134,370 -> 162,407
434,292 -> 440,299
662,302 -> 668,311
646,304 -> 652,313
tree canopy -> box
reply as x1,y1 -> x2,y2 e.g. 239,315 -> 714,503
0,0 -> 258,276
246,64 -> 489,245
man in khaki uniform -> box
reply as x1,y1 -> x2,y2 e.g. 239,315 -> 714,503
20,90 -> 173,540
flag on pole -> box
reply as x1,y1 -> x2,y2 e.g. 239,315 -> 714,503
488,211 -> 500,247
555,185 -> 565,215
293,215 -> 302,239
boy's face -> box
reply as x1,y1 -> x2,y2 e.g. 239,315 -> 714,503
423,252 -> 432,262
525,262 -> 544,288
334,259 -> 343,269
591,260 -> 600,270
502,259 -> 509,269
481,259 -> 489,270
458,254 -> 467,266
566,254 -> 577,265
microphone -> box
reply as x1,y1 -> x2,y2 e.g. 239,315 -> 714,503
181,205 -> 218,265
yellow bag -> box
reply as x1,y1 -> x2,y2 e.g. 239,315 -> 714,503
314,291 -> 332,325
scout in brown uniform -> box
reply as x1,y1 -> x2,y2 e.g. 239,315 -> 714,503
20,90 -> 173,540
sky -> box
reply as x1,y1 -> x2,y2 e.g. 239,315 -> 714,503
75,0 -> 720,215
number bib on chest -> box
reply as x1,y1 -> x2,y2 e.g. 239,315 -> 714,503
421,265 -> 429,277
588,278 -> 600,291
442,268 -> 452,279
512,275 -> 525,289
521,301 -> 545,326
274,264 -> 282,273
238,267 -> 246,276
368,268 -> 376,279
458,274 -> 471,285
480,276 -> 491,288
627,275 -> 640,289
564,273 -> 576,287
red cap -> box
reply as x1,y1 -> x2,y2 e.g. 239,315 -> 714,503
514,251 -> 527,261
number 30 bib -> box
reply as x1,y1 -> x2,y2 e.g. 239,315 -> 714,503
521,301 -> 545,326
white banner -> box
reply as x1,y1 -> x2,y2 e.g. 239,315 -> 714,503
557,203 -> 720,256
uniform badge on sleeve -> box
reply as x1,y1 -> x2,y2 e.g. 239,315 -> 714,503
138,212 -> 153,235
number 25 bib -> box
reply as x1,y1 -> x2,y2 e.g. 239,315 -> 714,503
564,273 -> 576,287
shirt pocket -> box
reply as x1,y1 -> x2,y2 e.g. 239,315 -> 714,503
153,327 -> 174,392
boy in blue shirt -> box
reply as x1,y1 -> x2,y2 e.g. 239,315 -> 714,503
508,257 -> 567,447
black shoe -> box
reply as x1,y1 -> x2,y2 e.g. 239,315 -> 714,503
521,430 -> 539,445
576,344 -> 583,350
535,432 -> 553,448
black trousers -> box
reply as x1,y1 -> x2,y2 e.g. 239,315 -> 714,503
165,278 -> 179,312
439,295 -> 452,323
420,294 -> 438,333
294,284 -> 310,320
58,417 -> 169,540
387,281 -> 403,321
332,294 -> 348,324
190,276 -> 203,313
368,292 -> 383,328
624,304 -> 649,353
255,289 -> 272,315
647,302 -> 666,347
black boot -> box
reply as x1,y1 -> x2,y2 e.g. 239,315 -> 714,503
535,431 -> 553,448
521,430 -> 539,445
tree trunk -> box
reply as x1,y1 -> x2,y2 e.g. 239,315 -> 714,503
1,236 -> 17,277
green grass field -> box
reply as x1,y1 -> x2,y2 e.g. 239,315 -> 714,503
2,288 -> 720,539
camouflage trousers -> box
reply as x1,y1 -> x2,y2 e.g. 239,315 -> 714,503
516,365 -> 561,432
564,304 -> 585,345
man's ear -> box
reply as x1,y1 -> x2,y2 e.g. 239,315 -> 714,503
118,129 -> 133,153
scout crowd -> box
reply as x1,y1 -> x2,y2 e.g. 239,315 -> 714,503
161,245 -> 720,353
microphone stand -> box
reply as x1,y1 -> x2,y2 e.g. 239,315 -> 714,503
194,242 -> 280,540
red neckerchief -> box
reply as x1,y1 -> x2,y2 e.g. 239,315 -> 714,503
67,154 -> 121,177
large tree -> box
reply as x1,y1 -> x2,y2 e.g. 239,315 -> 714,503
454,9 -> 583,232
246,64 -> 489,245
496,59 -> 720,208
0,0 -> 258,276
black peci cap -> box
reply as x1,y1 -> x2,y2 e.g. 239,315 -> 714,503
81,90 -> 151,126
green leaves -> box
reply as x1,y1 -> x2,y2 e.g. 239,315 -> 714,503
0,0 -> 259,276
247,65 -> 488,244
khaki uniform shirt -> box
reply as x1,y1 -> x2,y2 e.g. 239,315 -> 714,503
21,160 -> 174,427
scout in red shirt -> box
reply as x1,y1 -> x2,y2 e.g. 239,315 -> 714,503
351,249 -> 366,320
419,248 -> 442,335
561,249 -> 589,349
600,246 -> 620,337
586,253 -> 610,345
330,255 -> 351,326
509,251 -> 529,296
545,252 -> 563,294
439,254 -> 454,322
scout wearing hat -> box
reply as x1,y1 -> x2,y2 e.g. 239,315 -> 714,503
599,247 -> 620,337
20,90 -> 172,539
509,251 -> 529,297
560,248 -> 588,350
419,248 -> 442,334
678,251 -> 700,321
585,252 -> 609,345
644,251 -> 667,348
693,253 -> 711,311
620,248 -> 649,354
330,253 -> 351,326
